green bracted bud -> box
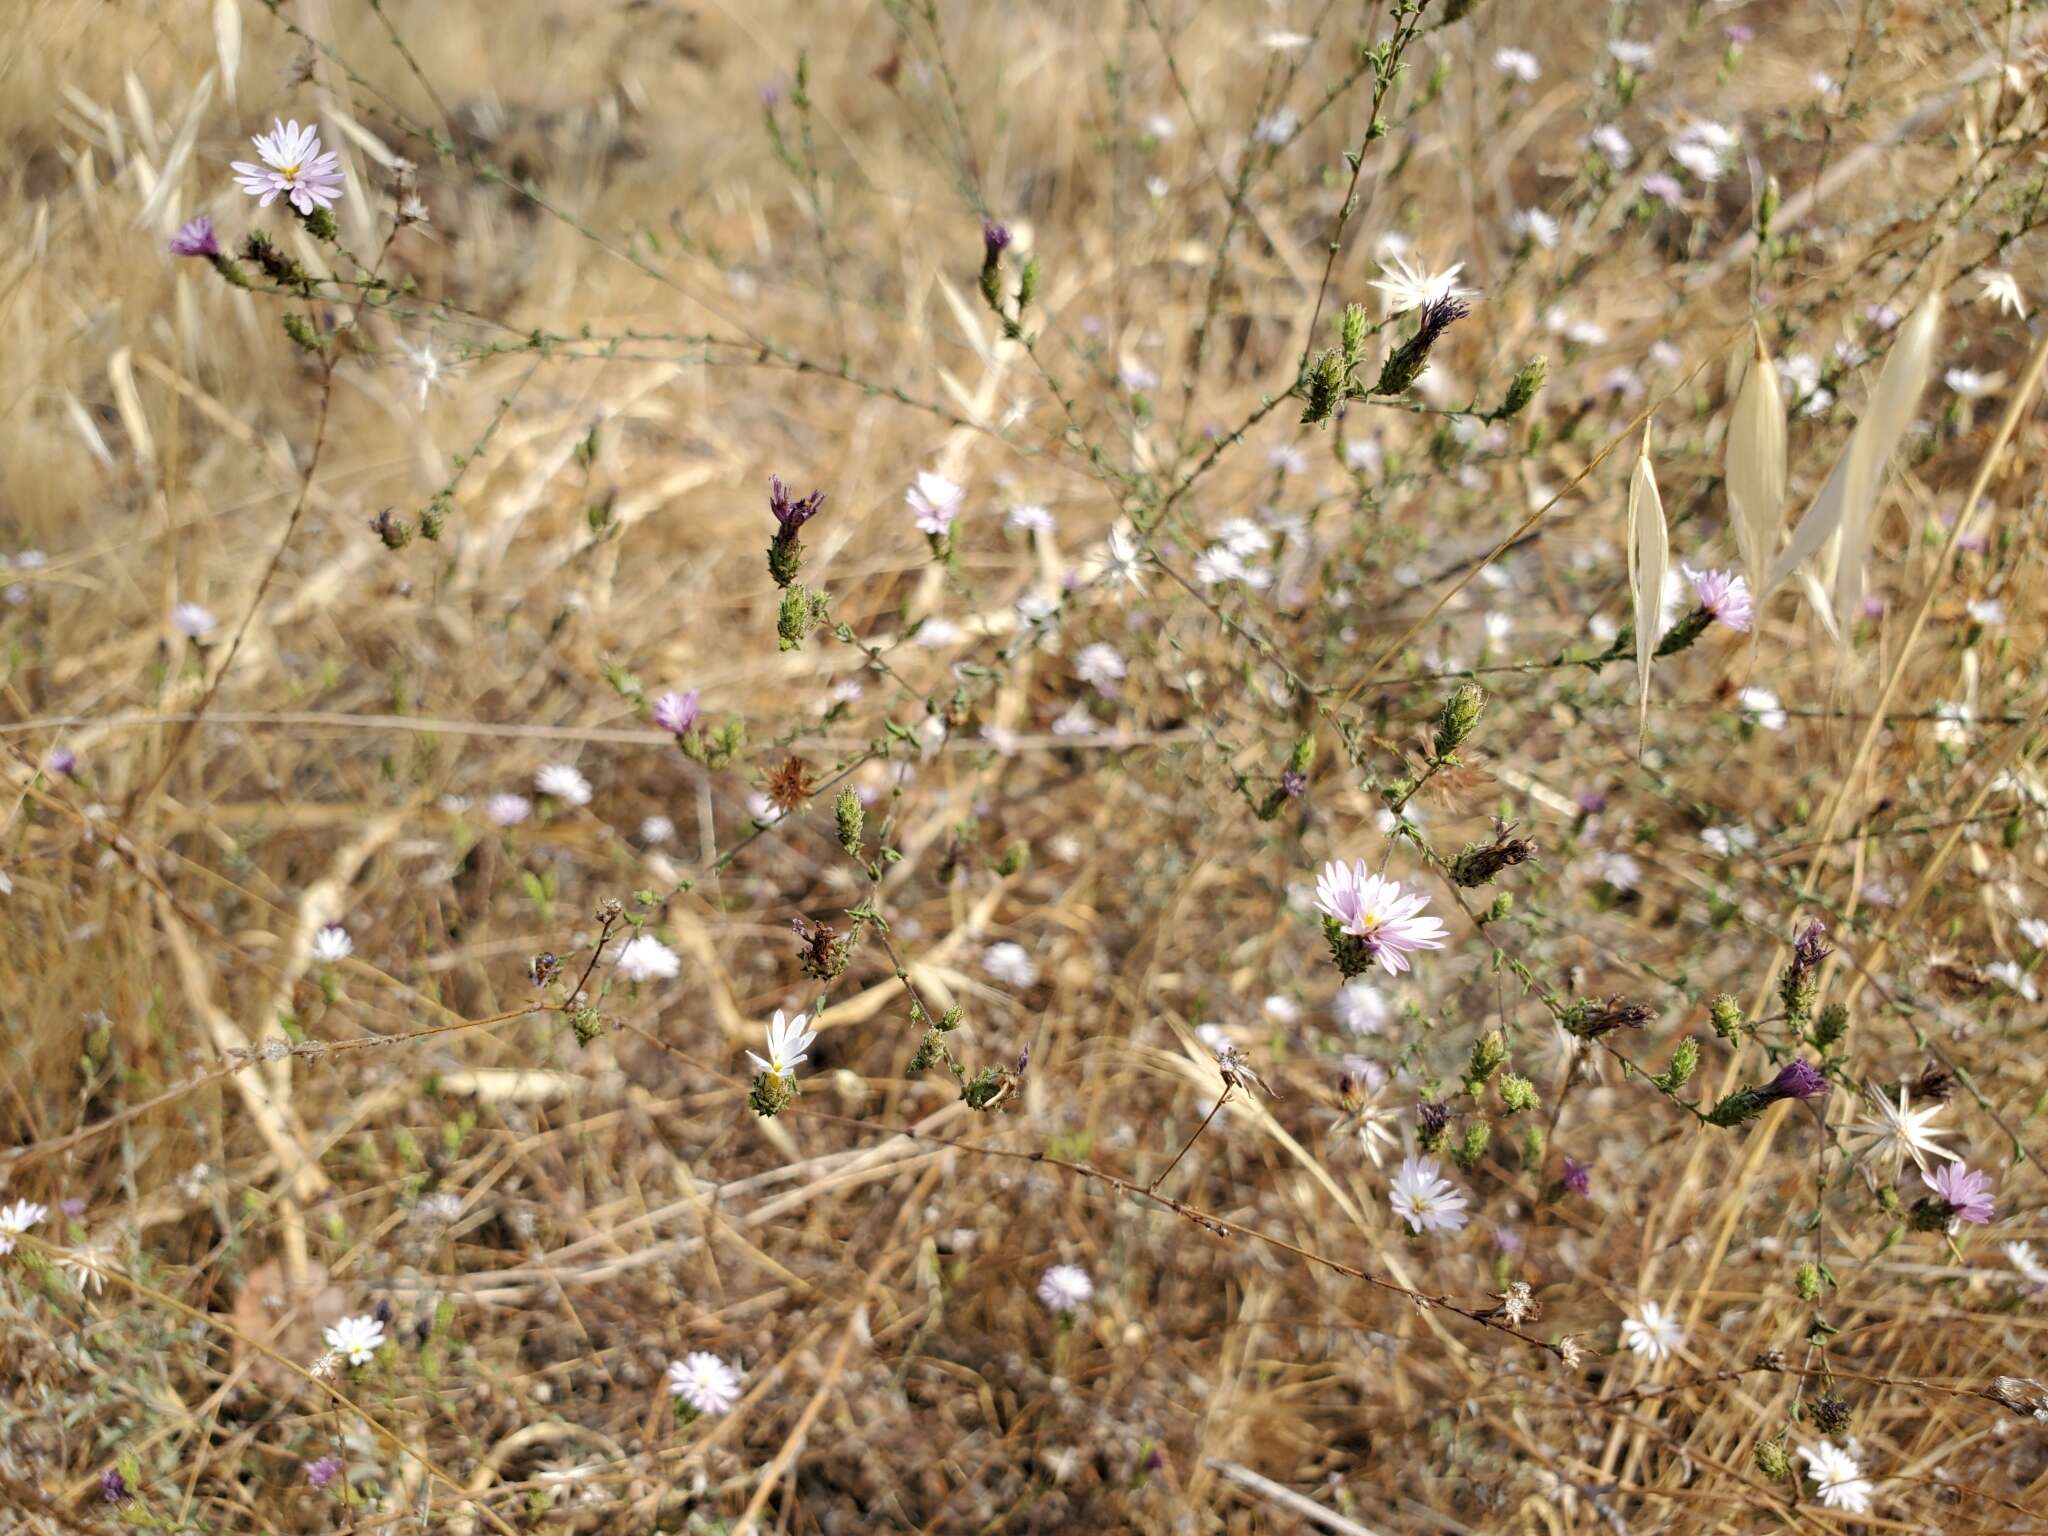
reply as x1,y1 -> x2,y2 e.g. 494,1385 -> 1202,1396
1498,1073 -> 1539,1114
1876,1184 -> 1901,1217
834,788 -> 865,857
1466,1029 -> 1508,1093
1322,916 -> 1376,979
1654,1036 -> 1698,1093
979,262 -> 1003,314
1705,1086 -> 1767,1127
1339,302 -> 1368,366
1496,356 -> 1546,419
1484,893 -> 1513,924
282,312 -> 323,353
1017,256 -> 1040,310
1708,993 -> 1744,1040
1812,1002 -> 1848,1049
1299,347 -> 1346,425
909,1029 -> 947,1074
767,530 -> 803,588
568,1006 -> 606,1046
1795,1261 -> 1824,1301
1289,736 -> 1316,774
211,255 -> 251,289
301,205 -> 338,242
419,494 -> 448,540
748,1070 -> 796,1117
1520,1123 -> 1546,1166
1452,1121 -> 1490,1170
1433,681 -> 1487,760
1754,1434 -> 1791,1481
1758,175 -> 1781,241
777,584 -> 828,652
1654,605 -> 1715,657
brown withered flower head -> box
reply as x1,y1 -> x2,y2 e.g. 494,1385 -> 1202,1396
764,756 -> 820,813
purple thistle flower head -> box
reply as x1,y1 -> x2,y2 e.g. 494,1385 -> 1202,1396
1561,1156 -> 1591,1196
1760,1058 -> 1829,1102
768,475 -> 826,533
652,689 -> 700,737
305,1455 -> 343,1490
170,215 -> 220,258
1683,565 -> 1753,632
46,747 -> 77,776
1925,1162 -> 1995,1225
1724,23 -> 1755,43
1281,767 -> 1307,799
982,221 -> 1011,261
100,1469 -> 130,1504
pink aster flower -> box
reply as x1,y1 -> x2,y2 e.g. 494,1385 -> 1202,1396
1313,860 -> 1448,975
231,119 -> 345,215
1682,565 -> 1753,631
906,470 -> 964,535
1924,1162 -> 1995,1226
652,689 -> 700,736
169,215 -> 219,257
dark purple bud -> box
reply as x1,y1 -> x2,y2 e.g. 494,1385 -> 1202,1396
371,1298 -> 394,1327
1281,767 -> 1307,799
981,221 -> 1011,263
1418,1101 -> 1451,1139
768,474 -> 826,533
1758,1059 -> 1829,1103
46,748 -> 76,776
1791,920 -> 1831,977
1561,1156 -> 1591,1196
100,1469 -> 130,1505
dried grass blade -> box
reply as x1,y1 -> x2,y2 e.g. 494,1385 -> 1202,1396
1626,426 -> 1667,748
1831,287 -> 1941,630
1726,324 -> 1786,601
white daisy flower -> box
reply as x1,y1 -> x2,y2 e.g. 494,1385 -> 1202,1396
667,1352 -> 743,1415
323,1314 -> 386,1366
0,1200 -> 48,1255
311,926 -> 352,964
1797,1442 -> 1873,1514
486,793 -> 532,827
1036,1263 -> 1093,1312
1388,1156 -> 1469,1234
983,941 -> 1040,989
1334,979 -> 1391,1036
640,814 -> 676,844
747,1010 -> 815,1083
1620,1299 -> 1683,1362
1977,270 -> 2027,318
1493,47 -> 1540,81
1074,643 -> 1126,692
535,763 -> 592,806
615,934 -> 681,983
173,602 -> 218,638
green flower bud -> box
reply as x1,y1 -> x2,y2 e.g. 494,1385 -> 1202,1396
1017,256 -> 1040,310
749,1069 -> 796,1117
282,311 -> 323,353
1653,1036 -> 1698,1093
1484,892 -> 1513,923
1758,175 -> 1781,240
1653,605 -> 1714,657
1498,1073 -> 1539,1114
1496,356 -> 1547,419
1451,1121 -> 1490,1170
834,788 -> 865,856
301,205 -> 338,242
1299,347 -> 1346,425
1708,993 -> 1744,1040
1795,1261 -> 1824,1301
1466,1029 -> 1508,1092
1339,302 -> 1368,365
1432,682 -> 1487,759
767,530 -> 804,588
1754,1434 -> 1791,1481
1812,1002 -> 1848,1049
568,1005 -> 607,1046
1705,1086 -> 1767,1128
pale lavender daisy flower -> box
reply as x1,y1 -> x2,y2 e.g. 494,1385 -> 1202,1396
667,1352 -> 742,1415
1388,1155 -> 1469,1234
1313,861 -> 1448,975
0,1199 -> 48,1255
1036,1263 -> 1093,1312
615,934 -> 681,983
907,470 -> 964,535
652,689 -> 700,737
1923,1162 -> 1994,1226
173,602 -> 218,638
169,215 -> 220,257
231,119 -> 345,215
1620,1299 -> 1683,1362
1682,565 -> 1753,631
534,763 -> 592,806
485,793 -> 532,827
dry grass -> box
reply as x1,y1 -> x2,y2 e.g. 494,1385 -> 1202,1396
4,0 -> 2048,1530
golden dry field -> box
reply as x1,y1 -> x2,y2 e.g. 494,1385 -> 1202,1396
4,0 -> 2048,1531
